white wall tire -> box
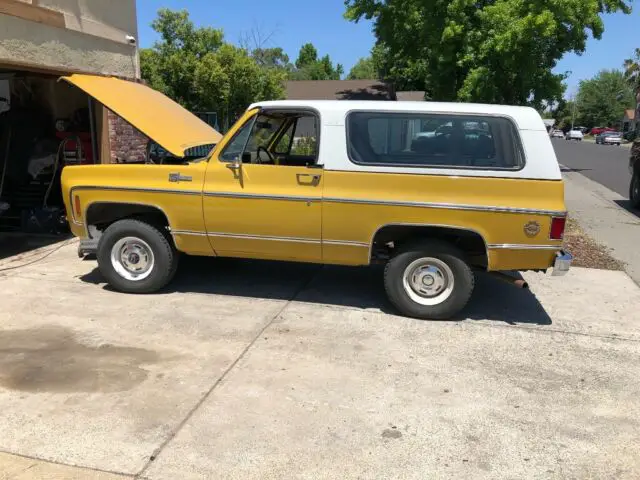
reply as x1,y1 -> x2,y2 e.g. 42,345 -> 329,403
384,240 -> 475,320
97,219 -> 178,293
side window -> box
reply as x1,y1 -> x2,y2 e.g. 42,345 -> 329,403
222,111 -> 320,167
274,121 -> 295,154
347,112 -> 524,170
290,116 -> 318,157
220,117 -> 254,162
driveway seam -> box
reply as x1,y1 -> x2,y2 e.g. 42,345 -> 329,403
135,265 -> 323,479
0,449 -> 134,477
467,320 -> 640,343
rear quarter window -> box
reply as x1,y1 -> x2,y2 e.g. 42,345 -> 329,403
346,111 -> 525,170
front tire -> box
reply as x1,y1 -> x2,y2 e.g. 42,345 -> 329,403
97,219 -> 179,293
384,240 -> 475,320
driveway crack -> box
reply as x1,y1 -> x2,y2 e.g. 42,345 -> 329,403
136,265 -> 323,478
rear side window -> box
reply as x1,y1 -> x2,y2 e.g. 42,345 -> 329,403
346,112 -> 525,170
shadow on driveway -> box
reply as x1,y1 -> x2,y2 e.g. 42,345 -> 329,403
0,233 -> 70,262
80,256 -> 552,326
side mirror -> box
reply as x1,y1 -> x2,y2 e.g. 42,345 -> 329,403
226,156 -> 241,170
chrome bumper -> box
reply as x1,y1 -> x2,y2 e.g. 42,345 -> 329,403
552,251 -> 573,276
78,238 -> 98,257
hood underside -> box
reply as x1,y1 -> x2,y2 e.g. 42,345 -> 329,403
61,74 -> 222,158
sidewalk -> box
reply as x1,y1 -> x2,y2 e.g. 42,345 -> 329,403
562,167 -> 640,284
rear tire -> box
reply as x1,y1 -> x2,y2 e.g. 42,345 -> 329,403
97,219 -> 179,293
384,240 -> 475,320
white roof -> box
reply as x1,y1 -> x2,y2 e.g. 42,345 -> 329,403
250,100 -> 546,131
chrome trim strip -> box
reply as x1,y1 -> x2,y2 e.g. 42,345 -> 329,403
324,197 -> 567,217
203,191 -> 320,202
207,232 -> 321,244
488,244 -> 561,250
323,240 -> 369,247
174,230 -> 367,247
171,230 -> 208,237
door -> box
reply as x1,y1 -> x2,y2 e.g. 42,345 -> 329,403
203,108 -> 323,262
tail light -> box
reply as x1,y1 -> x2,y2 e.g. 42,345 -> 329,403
74,195 -> 82,219
550,216 -> 566,240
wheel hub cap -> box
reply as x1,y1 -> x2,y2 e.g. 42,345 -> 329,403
411,265 -> 447,297
402,257 -> 455,306
110,236 -> 155,281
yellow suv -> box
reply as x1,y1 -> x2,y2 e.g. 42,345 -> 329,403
62,75 -> 572,319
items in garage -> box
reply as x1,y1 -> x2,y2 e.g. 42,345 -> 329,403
0,72 -> 98,233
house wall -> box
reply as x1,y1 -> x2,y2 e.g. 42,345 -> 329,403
0,0 -> 139,78
107,110 -> 148,163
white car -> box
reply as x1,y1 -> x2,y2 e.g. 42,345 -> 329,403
565,129 -> 584,141
550,129 -> 564,138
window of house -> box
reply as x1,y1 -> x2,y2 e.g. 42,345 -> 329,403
346,111 -> 525,170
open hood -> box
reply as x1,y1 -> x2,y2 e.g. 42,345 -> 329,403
61,74 -> 222,158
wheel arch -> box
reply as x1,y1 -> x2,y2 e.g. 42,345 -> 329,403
370,223 -> 490,269
85,201 -> 172,238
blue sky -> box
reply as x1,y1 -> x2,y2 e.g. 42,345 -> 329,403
136,0 -> 639,97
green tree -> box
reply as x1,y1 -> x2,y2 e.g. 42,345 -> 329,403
624,48 -> 640,93
575,70 -> 635,128
290,43 -> 343,80
347,56 -> 377,80
140,9 -> 286,129
344,0 -> 631,107
295,43 -> 318,69
252,47 -> 291,70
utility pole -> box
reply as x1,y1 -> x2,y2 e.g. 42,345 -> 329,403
571,95 -> 576,130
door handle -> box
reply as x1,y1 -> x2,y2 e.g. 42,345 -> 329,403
168,173 -> 192,183
296,173 -> 321,183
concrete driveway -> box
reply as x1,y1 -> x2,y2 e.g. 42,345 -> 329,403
1,241 -> 639,479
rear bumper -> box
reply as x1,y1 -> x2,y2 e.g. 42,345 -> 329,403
78,238 -> 98,257
552,251 -> 572,276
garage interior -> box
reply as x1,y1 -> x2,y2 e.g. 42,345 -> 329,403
0,68 -> 102,257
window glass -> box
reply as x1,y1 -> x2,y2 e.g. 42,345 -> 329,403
290,116 -> 318,156
347,112 -> 524,170
221,111 -> 320,166
220,118 -> 254,162
245,115 -> 286,155
274,121 -> 295,154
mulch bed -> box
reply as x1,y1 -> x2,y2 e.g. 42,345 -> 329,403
563,218 -> 624,270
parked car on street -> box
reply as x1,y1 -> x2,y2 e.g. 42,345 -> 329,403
629,140 -> 640,208
565,129 -> 584,141
595,131 -> 623,146
60,75 -> 572,320
550,129 -> 564,138
590,127 -> 615,136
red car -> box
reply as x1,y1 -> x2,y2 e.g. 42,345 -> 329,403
590,127 -> 615,136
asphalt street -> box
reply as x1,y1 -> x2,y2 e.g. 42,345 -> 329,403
551,138 -> 632,198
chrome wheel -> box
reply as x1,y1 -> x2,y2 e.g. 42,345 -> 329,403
110,236 -> 155,281
402,257 -> 455,306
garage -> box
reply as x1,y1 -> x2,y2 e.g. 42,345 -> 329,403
0,68 -> 102,240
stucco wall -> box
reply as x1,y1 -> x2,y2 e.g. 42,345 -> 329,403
30,0 -> 138,45
0,0 -> 139,78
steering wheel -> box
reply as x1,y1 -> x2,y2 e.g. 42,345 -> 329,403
256,146 -> 275,164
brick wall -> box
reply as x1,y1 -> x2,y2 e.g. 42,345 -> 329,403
107,110 -> 148,163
